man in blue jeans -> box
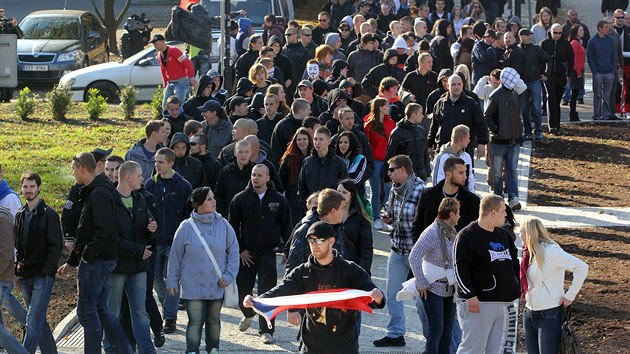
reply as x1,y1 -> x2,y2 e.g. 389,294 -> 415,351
103,161 -> 157,354
145,148 -> 192,334
588,20 -> 618,120
58,152 -> 134,354
0,206 -> 28,354
15,172 -> 62,354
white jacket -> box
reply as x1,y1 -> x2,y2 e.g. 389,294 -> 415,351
525,242 -> 589,311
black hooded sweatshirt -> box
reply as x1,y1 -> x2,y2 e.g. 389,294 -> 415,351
361,49 -> 406,97
183,75 -> 218,121
169,132 -> 208,189
318,89 -> 364,134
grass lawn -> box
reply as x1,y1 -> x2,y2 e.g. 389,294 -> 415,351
0,102 -> 155,212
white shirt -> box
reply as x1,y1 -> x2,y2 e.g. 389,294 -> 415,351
0,193 -> 21,217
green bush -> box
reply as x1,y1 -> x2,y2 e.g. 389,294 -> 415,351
16,87 -> 39,120
150,86 -> 164,119
119,85 -> 138,119
82,88 -> 109,120
46,84 -> 73,120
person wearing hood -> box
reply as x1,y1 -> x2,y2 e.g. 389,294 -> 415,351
206,70 -> 229,105
215,140 -> 256,216
484,67 -> 524,210
228,164 -> 291,344
326,59 -> 353,90
507,16 -> 522,43
199,100 -> 234,160
227,96 -> 250,124
169,132 -> 208,189
361,49 -> 406,97
348,33 -> 383,84
282,27 -> 310,99
262,15 -> 285,46
183,76 -> 219,122
425,68 -> 452,117
225,78 -> 255,113
163,96 -> 192,141
430,19 -> 455,71
267,36 -> 294,89
297,126 -> 349,217
385,103 -> 429,180
247,92 -> 266,121
325,32 -> 347,61
235,34 -> 264,82
236,17 -> 254,57
0,164 -> 21,215
402,52 -> 438,114
339,79 -> 366,116
189,133 -> 223,188
319,88 -> 362,133
166,186 -> 239,354
338,21 -> 356,53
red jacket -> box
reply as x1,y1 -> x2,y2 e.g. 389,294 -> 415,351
571,39 -> 585,75
363,114 -> 395,161
158,46 -> 195,87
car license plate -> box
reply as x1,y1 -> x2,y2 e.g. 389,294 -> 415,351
23,65 -> 48,71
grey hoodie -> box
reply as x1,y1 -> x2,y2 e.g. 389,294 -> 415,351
202,118 -> 233,160
125,138 -> 162,183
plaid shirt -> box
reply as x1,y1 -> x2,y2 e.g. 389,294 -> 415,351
386,176 -> 425,252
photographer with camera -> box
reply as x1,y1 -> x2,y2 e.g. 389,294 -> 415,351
0,8 -> 22,103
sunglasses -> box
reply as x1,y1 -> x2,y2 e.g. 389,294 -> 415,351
302,33 -> 312,37
339,27 -> 350,31
388,166 -> 400,172
72,156 -> 84,168
307,238 -> 327,244
616,16 -> 625,19
190,141 -> 199,146
552,31 -> 562,35
318,19 -> 328,22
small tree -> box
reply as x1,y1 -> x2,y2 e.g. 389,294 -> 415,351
150,86 -> 165,120
16,87 -> 39,120
119,85 -> 138,119
46,85 -> 73,121
82,88 -> 109,120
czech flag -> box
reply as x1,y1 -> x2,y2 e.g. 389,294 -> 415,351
179,0 -> 198,9
251,288 -> 374,329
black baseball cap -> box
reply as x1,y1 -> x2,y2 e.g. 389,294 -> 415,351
91,148 -> 113,162
518,28 -> 532,36
149,34 -> 165,44
306,221 -> 335,239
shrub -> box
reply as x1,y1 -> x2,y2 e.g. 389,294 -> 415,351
82,88 -> 109,120
46,84 -> 73,120
150,85 -> 164,119
16,87 -> 39,120
119,85 -> 138,119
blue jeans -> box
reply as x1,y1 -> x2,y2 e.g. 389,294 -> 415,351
19,276 -> 57,354
185,299 -> 222,353
422,291 -> 455,354
0,281 -> 28,354
491,143 -> 520,200
369,160 -> 392,220
523,306 -> 562,354
154,245 -> 179,321
162,79 -> 191,109
104,272 -> 155,354
592,73 -> 614,118
77,260 -> 133,354
385,251 -> 428,338
3,291 -> 26,326
520,80 -> 543,135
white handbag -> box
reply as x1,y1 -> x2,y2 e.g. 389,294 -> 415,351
188,220 -> 239,309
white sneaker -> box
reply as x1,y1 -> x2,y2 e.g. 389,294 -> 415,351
238,316 -> 253,332
373,219 -> 384,230
508,198 -> 521,211
261,333 -> 274,344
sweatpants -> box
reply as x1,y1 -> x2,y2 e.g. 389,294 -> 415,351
456,301 -> 517,354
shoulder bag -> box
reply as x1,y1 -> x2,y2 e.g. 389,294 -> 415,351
560,305 -> 583,354
188,220 -> 239,309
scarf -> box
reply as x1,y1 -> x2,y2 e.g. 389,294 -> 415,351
520,246 -> 530,300
0,180 -> 17,201
435,218 -> 457,268
392,172 -> 417,224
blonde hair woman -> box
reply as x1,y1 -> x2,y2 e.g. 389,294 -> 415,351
520,217 -> 588,354
248,63 -> 271,94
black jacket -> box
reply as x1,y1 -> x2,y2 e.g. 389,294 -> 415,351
234,49 -> 260,81
540,36 -> 575,78
319,89 -> 364,134
228,181 -> 292,253
342,208 -> 373,274
429,92 -> 488,149
264,253 -> 384,354
169,132 -> 208,189
297,149 -> 349,215
411,179 -> 480,238
67,174 -> 119,266
183,75 -> 215,121
162,109 -> 192,141
517,42 -> 550,83
386,119 -> 429,179
215,161 -> 255,216
471,40 -> 499,85
257,113 -> 284,146
112,190 -> 155,274
61,182 -> 83,243
219,140 -> 271,166
503,44 -> 525,74
282,42 -> 311,86
401,70 -> 438,114
14,199 -> 62,279
270,114 -> 304,167
454,221 -> 520,302
361,57 -> 406,98
191,152 -> 222,188
485,85 -> 523,145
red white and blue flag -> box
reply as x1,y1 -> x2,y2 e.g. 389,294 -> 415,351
251,289 -> 374,329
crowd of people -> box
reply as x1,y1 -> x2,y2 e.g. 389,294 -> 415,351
2,0 -> 618,352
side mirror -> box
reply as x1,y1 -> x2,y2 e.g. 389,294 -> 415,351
138,58 -> 153,66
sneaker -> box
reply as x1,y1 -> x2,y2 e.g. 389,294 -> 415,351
163,320 -> 176,334
261,333 -> 274,344
607,115 -> 622,120
577,99 -> 585,104
239,316 -> 254,332
154,331 -> 165,348
509,198 -> 522,211
561,100 -> 568,106
534,132 -> 543,141
373,335 -> 406,347
522,134 -> 532,141
373,219 -> 385,230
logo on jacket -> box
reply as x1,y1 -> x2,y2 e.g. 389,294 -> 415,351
488,242 -> 511,262
268,202 -> 279,212
64,200 -> 74,210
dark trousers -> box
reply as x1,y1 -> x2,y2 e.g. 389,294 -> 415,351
422,291 -> 456,354
237,250 -> 278,334
545,77 -> 565,130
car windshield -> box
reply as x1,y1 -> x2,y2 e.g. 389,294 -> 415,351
20,17 -> 80,40
204,0 -> 271,26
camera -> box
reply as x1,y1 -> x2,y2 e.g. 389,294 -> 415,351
0,17 -> 14,34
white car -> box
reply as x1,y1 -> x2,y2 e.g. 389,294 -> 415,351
60,45 -> 166,103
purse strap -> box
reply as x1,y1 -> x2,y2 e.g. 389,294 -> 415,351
188,220 -> 222,277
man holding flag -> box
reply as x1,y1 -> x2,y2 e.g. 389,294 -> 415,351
243,221 -> 384,354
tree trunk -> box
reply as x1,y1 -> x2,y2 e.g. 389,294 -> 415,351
91,0 -> 132,56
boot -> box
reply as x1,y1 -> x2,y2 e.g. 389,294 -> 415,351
570,111 -> 580,122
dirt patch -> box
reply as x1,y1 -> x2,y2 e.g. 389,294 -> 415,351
528,123 -> 630,207
550,227 -> 630,354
